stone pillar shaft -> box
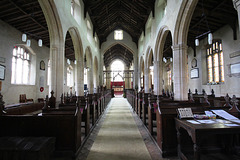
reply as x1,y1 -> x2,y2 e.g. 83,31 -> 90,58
172,44 -> 188,100
87,68 -> 93,94
144,67 -> 150,93
76,60 -> 84,96
153,60 -> 163,95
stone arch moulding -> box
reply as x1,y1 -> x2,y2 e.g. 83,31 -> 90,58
66,27 -> 84,96
39,0 -> 64,47
103,42 -> 135,56
139,56 -> 144,73
39,0 -> 65,100
154,25 -> 171,62
85,46 -> 94,93
172,0 -> 198,100
173,0 -> 198,45
67,27 -> 84,62
145,46 -> 154,70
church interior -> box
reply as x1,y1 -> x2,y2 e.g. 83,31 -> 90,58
0,0 -> 240,159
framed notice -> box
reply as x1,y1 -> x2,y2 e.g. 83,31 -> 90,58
190,68 -> 199,79
0,64 -> 5,80
228,62 -> 240,78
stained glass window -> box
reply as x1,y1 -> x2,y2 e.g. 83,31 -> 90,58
206,40 -> 224,84
11,46 -> 31,84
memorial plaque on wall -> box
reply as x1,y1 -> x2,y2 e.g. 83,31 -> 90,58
190,68 -> 199,79
0,65 -> 5,80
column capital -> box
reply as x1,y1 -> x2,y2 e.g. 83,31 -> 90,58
171,44 -> 188,51
233,0 -> 240,10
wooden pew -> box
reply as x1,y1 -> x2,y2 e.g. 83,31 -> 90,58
135,92 -> 138,114
147,94 -> 158,135
142,93 -> 149,125
155,98 -> 231,157
0,107 -> 82,156
148,95 -> 173,136
93,93 -> 100,120
87,94 -> 95,126
4,103 -> 44,115
138,92 -> 143,119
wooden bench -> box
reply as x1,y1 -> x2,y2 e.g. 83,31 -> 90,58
4,103 -> 44,115
0,137 -> 55,160
0,108 -> 82,156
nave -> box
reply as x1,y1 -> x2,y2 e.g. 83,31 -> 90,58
77,97 -> 166,160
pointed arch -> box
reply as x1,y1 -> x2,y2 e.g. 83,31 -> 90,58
65,27 -> 84,96
173,0 -> 198,46
67,27 -> 84,62
39,0 -> 64,100
85,46 -> 93,93
145,47 -> 154,69
154,25 -> 171,62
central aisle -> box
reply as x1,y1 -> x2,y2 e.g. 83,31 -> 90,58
86,98 -> 152,160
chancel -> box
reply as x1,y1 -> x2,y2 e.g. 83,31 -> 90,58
0,0 -> 240,160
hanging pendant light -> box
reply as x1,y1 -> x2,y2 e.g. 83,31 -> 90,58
208,33 -> 213,45
195,38 -> 199,46
38,39 -> 43,47
22,33 -> 27,42
26,39 -> 31,47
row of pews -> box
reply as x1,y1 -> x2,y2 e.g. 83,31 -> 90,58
126,89 -> 240,157
0,89 -> 112,158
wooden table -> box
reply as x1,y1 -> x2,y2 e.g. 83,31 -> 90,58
175,118 -> 240,160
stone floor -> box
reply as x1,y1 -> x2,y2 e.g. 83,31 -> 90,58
51,97 -> 240,160
76,97 -> 178,160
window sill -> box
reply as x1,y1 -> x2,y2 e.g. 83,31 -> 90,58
207,82 -> 224,85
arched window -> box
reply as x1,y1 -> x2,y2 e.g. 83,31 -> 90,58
206,40 -> 224,84
111,60 -> 124,81
11,46 -> 31,84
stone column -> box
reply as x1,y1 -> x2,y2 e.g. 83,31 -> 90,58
233,0 -> 240,33
172,44 -> 188,100
87,68 -> 94,94
144,67 -> 150,93
134,55 -> 138,89
153,60 -> 163,95
49,46 -> 64,103
75,60 -> 84,96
